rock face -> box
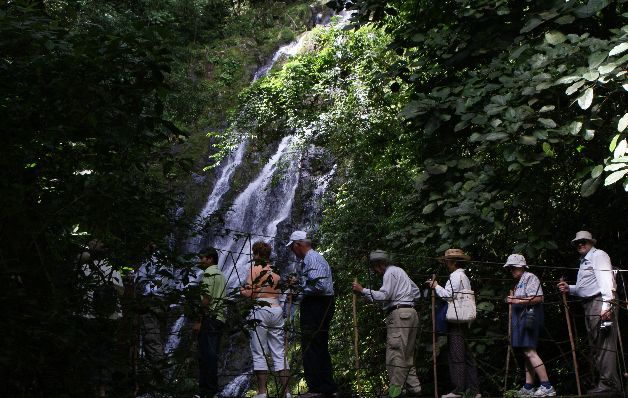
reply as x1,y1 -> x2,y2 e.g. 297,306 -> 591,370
173,9 -> 340,396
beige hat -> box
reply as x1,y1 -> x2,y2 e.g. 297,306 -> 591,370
503,254 -> 527,268
438,248 -> 471,261
369,250 -> 390,262
571,230 -> 596,246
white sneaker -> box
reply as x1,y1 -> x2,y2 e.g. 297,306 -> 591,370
533,385 -> 556,397
441,393 -> 462,398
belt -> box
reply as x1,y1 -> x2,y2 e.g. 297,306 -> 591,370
582,293 -> 602,303
386,304 -> 414,315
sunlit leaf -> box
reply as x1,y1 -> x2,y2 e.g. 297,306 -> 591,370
577,87 -> 594,109
614,139 -> 628,158
618,113 -> 628,132
604,169 -> 628,186
591,165 -> 604,178
609,42 -> 628,56
610,134 -> 620,151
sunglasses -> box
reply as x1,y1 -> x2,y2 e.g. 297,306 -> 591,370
574,239 -> 589,246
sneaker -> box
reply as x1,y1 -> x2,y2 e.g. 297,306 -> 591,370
441,393 -> 462,398
516,387 -> 535,397
253,394 -> 267,398
533,385 -> 556,397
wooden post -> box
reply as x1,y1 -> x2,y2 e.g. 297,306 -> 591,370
281,290 -> 293,398
561,277 -> 582,396
284,291 -> 292,371
352,277 -> 360,371
504,289 -> 514,391
431,274 -> 438,398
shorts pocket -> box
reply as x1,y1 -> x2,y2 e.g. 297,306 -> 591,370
399,312 -> 411,320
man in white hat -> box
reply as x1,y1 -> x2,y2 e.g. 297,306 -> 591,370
286,231 -> 337,397
557,231 -> 619,394
352,250 -> 422,397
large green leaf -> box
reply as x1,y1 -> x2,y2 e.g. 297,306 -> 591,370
581,176 -> 602,197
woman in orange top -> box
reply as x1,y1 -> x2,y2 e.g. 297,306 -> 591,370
241,241 -> 291,398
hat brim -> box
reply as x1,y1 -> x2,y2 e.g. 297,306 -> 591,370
438,255 -> 471,261
570,238 -> 596,246
503,263 -> 527,268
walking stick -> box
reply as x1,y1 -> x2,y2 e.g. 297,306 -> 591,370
504,289 -> 514,391
352,277 -> 361,374
561,277 -> 582,396
431,274 -> 438,398
284,291 -> 292,369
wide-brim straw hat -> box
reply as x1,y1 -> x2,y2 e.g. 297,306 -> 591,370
438,248 -> 471,261
571,230 -> 596,246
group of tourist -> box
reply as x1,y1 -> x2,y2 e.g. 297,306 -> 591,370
351,230 -> 620,398
195,231 -> 339,398
79,229 -> 622,398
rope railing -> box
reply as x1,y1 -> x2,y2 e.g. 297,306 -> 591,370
129,228 -> 628,397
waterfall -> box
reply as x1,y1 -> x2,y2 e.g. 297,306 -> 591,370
186,140 -> 247,253
212,135 -> 300,290
166,11 -> 353,398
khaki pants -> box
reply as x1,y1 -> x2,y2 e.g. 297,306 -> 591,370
582,295 -> 619,390
386,307 -> 421,394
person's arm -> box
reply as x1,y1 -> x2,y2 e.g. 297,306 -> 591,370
362,271 -> 393,305
302,257 -> 329,295
410,279 -> 422,301
111,269 -> 125,296
201,271 -> 217,307
593,251 -> 614,313
510,273 -> 544,305
240,266 -> 255,298
435,275 -> 457,300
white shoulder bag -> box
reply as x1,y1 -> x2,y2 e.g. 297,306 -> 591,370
445,273 -> 476,323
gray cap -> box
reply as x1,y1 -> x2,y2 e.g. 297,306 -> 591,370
369,250 -> 390,262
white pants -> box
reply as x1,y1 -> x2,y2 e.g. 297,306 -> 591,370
249,305 -> 288,371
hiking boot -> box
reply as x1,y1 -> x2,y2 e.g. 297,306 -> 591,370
533,385 -> 556,397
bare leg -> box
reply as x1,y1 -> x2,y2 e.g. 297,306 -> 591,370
255,370 -> 268,395
278,368 -> 291,397
523,348 -> 549,382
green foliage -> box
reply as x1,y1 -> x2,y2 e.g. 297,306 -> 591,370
223,0 -> 628,395
0,1 -> 193,395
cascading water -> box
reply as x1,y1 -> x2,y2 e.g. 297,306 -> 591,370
186,140 -> 247,253
162,12 -> 353,398
212,135 -> 300,289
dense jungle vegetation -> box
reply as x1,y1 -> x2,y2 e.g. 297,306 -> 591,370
1,0 -> 627,397
224,0 -> 628,396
